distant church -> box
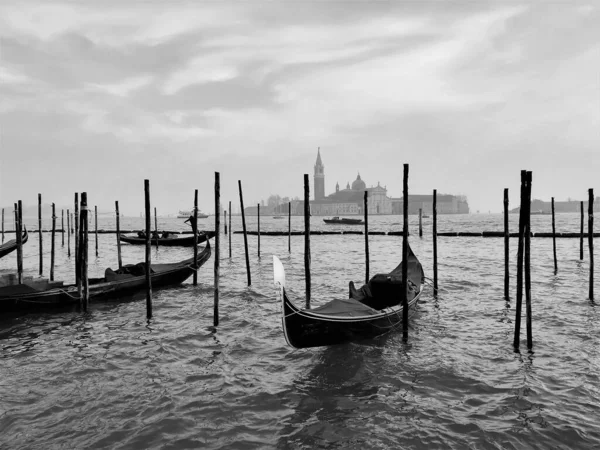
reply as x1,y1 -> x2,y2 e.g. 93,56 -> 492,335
310,149 -> 393,215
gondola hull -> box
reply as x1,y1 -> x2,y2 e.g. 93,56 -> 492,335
0,229 -> 28,259
281,288 -> 420,348
274,243 -> 424,349
119,231 -> 215,247
0,242 -> 211,313
323,219 -> 363,225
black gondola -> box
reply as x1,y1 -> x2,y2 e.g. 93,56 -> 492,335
0,241 -> 211,312
0,228 -> 28,259
323,217 -> 364,225
119,230 -> 215,247
273,243 -> 424,349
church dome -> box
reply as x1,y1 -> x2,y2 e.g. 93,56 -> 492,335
351,173 -> 366,191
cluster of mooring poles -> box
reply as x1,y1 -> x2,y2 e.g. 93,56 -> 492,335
2,169 -> 596,341
501,173 -> 595,351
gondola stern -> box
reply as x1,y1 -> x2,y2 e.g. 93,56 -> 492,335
272,256 -> 286,290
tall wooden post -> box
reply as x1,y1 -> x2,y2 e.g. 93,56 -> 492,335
50,203 -> 56,281
144,180 -> 152,319
589,189 -> 594,301
214,173 -> 220,326
288,201 -> 292,253
67,209 -> 71,257
364,191 -> 369,283
154,207 -> 161,250
61,209 -> 65,246
115,201 -> 122,269
504,188 -> 510,301
551,197 -> 557,273
524,172 -> 533,349
239,180 -> 251,286
94,205 -> 99,257
1,208 -> 3,243
38,193 -> 43,276
16,202 -> 23,284
514,170 -> 527,349
304,174 -> 311,309
257,203 -> 261,258
433,189 -> 438,296
580,201 -> 584,260
80,193 -> 89,312
228,200 -> 232,259
418,208 -> 423,237
504,188 -> 509,300
402,165 -> 409,340
224,210 -> 227,235
74,193 -> 79,285
193,189 -> 199,286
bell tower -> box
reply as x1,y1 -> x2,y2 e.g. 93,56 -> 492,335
314,148 -> 325,200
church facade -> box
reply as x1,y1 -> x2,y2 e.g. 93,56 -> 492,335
310,149 -> 393,215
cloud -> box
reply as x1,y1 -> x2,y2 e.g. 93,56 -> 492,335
84,75 -> 154,97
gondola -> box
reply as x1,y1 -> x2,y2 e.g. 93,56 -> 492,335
119,230 -> 215,247
273,243 -> 424,349
0,228 -> 28,259
0,241 -> 211,313
323,217 -> 364,225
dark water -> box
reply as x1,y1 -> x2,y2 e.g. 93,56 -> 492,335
1,214 -> 598,449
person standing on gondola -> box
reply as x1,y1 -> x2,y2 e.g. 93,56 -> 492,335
183,215 -> 197,235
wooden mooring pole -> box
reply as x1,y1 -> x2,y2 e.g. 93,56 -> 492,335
61,209 -> 65,246
50,203 -> 56,282
504,188 -> 509,300
580,201 -> 584,260
38,193 -> 43,276
589,188 -> 594,301
80,193 -> 89,312
514,170 -> 526,350
95,205 -> 99,257
193,189 -> 199,286
525,171 -> 533,349
1,208 -> 3,243
239,180 -> 251,286
144,180 -> 152,319
16,202 -> 23,284
115,201 -> 122,269
67,209 -> 71,257
288,201 -> 291,253
402,164 -> 409,340
433,189 -> 438,296
214,173 -> 220,326
224,210 -> 227,235
257,203 -> 261,258
154,207 -> 158,250
228,200 -> 232,259
551,197 -> 557,273
364,191 -> 369,284
304,174 -> 311,309
418,208 -> 423,238
74,193 -> 79,285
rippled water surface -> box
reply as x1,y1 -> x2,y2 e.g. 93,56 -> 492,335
1,214 -> 599,449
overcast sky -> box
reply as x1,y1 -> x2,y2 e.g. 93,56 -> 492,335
0,1 -> 598,215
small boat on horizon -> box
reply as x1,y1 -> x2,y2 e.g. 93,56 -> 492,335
177,210 -> 209,219
323,216 -> 364,225
273,215 -> 285,219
